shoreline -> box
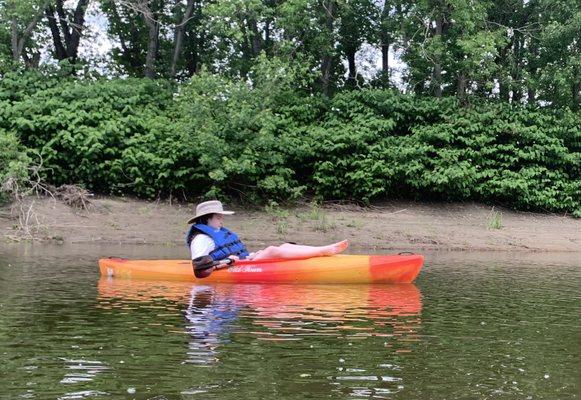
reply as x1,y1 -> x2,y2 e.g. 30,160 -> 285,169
1,196 -> 579,252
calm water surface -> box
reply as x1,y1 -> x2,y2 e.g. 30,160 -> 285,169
0,244 -> 578,399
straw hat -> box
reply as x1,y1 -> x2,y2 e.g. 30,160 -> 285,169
187,200 -> 235,224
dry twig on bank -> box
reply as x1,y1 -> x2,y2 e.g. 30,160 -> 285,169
55,184 -> 93,210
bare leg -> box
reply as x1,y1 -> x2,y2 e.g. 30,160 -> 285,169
250,240 -> 349,260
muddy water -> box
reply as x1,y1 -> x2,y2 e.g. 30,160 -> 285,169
0,244 -> 578,399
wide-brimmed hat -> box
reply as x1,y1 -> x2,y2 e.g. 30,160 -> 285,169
187,200 -> 234,224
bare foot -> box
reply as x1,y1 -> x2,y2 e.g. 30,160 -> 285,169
325,240 -> 349,255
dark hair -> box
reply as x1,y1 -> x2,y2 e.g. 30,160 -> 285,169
193,213 -> 215,225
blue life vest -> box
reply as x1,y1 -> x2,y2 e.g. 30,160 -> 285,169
185,224 -> 249,261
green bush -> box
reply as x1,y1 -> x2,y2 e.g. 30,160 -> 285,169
0,70 -> 578,216
0,74 -> 175,195
306,91 -> 580,215
0,129 -> 30,201
170,62 -> 315,201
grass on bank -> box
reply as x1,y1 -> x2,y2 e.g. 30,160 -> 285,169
487,207 -> 503,230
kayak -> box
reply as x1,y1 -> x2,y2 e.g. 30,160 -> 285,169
98,254 -> 424,284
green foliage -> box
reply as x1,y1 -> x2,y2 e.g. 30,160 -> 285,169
0,129 -> 30,201
0,69 -> 66,102
0,71 -> 578,216
307,90 -> 580,214
1,0 -> 579,109
0,0 -> 47,67
265,200 -> 290,219
0,21 -> 10,71
173,64 -> 310,201
0,73 -> 175,197
535,4 -> 581,109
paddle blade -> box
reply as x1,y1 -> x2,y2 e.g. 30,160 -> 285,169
194,266 -> 214,279
192,257 -> 233,279
192,256 -> 215,279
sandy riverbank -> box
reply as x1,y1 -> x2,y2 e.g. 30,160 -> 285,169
0,196 -> 579,252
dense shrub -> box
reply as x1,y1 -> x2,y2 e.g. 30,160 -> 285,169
0,73 -> 175,195
309,91 -> 580,215
0,129 -> 30,201
0,70 -> 579,216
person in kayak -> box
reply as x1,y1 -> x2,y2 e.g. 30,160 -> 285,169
186,200 -> 349,263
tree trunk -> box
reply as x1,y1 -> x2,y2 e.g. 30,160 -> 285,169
379,0 -> 390,77
526,37 -> 539,105
10,1 -> 50,64
320,0 -> 335,97
433,63 -> 443,98
527,87 -> 536,104
45,0 -> 89,64
238,17 -> 252,77
264,19 -> 271,51
432,16 -> 443,98
11,18 -> 20,61
21,49 -> 41,68
142,6 -> 159,79
184,27 -> 202,75
511,31 -> 523,103
186,47 -> 198,75
381,42 -> 389,74
69,0 -> 90,61
499,74 -> 510,102
144,21 -> 159,79
457,72 -> 468,105
321,53 -> 333,97
170,0 -> 196,78
574,68 -> 581,111
249,18 -> 261,57
45,6 -> 68,60
346,49 -> 357,86
495,35 -> 512,101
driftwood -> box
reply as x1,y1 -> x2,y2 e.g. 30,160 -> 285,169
54,184 -> 93,210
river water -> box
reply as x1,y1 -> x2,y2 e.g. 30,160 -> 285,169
0,244 -> 578,399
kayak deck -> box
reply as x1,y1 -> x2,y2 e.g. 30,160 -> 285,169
98,254 -> 424,284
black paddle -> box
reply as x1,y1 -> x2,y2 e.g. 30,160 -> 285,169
192,256 -> 234,278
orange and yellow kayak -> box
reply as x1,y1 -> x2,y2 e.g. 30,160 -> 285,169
98,254 -> 424,284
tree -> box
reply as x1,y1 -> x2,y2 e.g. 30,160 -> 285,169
337,0 -> 378,87
534,0 -> 580,109
376,0 -> 410,84
202,0 -> 273,78
44,0 -> 90,65
3,0 -> 50,67
100,0 -> 166,78
319,0 -> 335,95
400,0 -> 499,102
101,0 -> 210,79
170,0 -> 196,78
276,0 -> 343,95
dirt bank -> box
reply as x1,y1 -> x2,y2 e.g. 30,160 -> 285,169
1,196 -> 579,252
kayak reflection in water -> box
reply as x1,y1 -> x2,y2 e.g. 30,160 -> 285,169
185,200 -> 349,263
182,285 -> 240,365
